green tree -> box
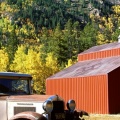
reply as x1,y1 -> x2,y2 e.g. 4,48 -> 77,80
39,27 -> 51,62
80,22 -> 98,50
112,28 -> 120,42
5,27 -> 19,64
64,19 -> 74,59
51,23 -> 65,65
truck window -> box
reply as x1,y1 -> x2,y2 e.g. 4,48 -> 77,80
0,78 -> 30,95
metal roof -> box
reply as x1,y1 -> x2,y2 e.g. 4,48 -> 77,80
80,42 -> 120,54
47,56 -> 120,79
0,72 -> 32,79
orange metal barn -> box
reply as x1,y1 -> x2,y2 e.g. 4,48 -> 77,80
46,42 -> 120,114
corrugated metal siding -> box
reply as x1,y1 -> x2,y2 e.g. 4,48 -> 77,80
78,48 -> 120,61
46,75 -> 108,114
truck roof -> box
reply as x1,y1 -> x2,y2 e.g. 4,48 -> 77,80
0,72 -> 32,80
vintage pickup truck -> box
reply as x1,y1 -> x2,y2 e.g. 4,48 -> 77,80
0,72 -> 88,120
0,72 -> 51,120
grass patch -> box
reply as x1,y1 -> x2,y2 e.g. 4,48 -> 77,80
83,114 -> 120,120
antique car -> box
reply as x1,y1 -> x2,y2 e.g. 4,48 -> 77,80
10,95 -> 89,120
0,72 -> 88,120
0,72 -> 51,120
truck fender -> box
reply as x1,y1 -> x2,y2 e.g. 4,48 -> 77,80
9,111 -> 47,120
77,109 -> 89,117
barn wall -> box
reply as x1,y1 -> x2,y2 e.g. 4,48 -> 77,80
46,75 -> 108,114
108,67 -> 120,114
78,48 -> 120,62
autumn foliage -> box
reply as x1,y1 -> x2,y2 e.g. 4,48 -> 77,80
0,0 -> 120,94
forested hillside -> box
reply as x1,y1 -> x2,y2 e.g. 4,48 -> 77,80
0,0 -> 120,94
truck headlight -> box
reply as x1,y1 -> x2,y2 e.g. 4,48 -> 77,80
67,99 -> 76,111
42,100 -> 53,114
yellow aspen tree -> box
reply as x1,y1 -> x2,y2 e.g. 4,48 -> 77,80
25,48 -> 46,94
10,45 -> 44,94
0,48 -> 9,71
100,16 -> 114,32
97,32 -> 106,45
105,18 -> 114,32
45,52 -> 59,76
10,45 -> 27,72
96,15 -> 115,45
112,5 -> 120,15
31,52 -> 60,94
65,59 -> 75,68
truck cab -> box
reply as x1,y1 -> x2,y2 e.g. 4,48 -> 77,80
0,72 -> 51,120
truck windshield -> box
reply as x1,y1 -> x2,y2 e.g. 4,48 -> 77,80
0,78 -> 30,95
